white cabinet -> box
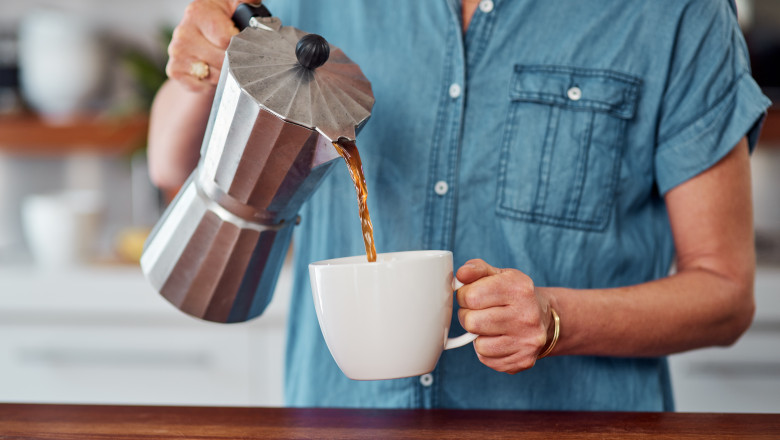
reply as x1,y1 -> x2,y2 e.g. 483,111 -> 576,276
669,266 -> 780,413
0,263 -> 290,406
3,261 -> 778,411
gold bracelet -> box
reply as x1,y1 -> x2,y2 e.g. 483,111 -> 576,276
538,308 -> 560,359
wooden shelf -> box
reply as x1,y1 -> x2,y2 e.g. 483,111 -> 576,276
0,113 -> 149,156
759,107 -> 780,146
0,107 -> 775,156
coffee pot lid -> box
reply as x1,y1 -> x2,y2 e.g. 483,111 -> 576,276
226,17 -> 374,142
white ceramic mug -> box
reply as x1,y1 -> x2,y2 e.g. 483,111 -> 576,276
18,10 -> 106,121
21,190 -> 103,267
309,250 -> 476,380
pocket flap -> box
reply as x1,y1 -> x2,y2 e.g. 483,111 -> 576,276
511,65 -> 640,119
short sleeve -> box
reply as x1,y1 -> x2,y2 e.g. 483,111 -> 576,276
654,0 -> 772,195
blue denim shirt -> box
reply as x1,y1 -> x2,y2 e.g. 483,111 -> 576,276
263,0 -> 770,410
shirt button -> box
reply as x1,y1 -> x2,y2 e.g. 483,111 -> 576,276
420,373 -> 434,387
434,180 -> 449,196
567,86 -> 582,101
479,0 -> 494,13
448,83 -> 462,99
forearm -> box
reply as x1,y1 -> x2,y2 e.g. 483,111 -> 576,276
147,79 -> 214,190
544,139 -> 756,358
544,265 -> 755,358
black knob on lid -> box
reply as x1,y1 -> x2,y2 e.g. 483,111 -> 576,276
296,34 -> 330,70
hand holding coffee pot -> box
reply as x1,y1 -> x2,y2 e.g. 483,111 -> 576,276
165,0 -> 244,91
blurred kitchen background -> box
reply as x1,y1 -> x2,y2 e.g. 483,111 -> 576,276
0,0 -> 779,411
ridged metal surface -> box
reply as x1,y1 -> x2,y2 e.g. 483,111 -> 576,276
227,24 -> 374,142
141,21 -> 374,323
141,176 -> 296,323
200,71 -> 341,224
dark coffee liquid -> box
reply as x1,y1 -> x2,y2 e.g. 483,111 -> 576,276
333,139 -> 377,263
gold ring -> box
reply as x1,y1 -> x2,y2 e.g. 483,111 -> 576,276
190,61 -> 209,80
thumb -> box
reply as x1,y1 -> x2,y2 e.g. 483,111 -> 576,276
456,259 -> 502,285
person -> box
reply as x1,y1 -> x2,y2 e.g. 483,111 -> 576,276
148,0 -> 771,410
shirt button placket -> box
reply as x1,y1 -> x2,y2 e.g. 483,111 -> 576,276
567,86 -> 582,101
449,83 -> 462,99
434,180 -> 449,196
479,0 -> 494,14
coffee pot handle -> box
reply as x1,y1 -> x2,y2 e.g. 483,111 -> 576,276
232,2 -> 272,31
444,278 -> 478,350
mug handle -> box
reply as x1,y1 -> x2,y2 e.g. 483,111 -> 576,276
444,278 -> 478,350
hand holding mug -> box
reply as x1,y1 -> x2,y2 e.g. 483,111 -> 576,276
456,259 -> 557,374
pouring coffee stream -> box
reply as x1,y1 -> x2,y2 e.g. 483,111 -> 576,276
333,138 -> 377,263
294,25 -> 377,263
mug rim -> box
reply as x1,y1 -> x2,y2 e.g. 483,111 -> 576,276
309,250 -> 452,267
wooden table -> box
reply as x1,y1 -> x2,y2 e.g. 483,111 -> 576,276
1,404 -> 779,439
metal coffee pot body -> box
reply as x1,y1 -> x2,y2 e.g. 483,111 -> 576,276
141,7 -> 374,323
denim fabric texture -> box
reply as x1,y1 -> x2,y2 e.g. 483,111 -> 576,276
261,0 -> 771,410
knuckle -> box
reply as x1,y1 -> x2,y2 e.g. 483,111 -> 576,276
520,273 -> 535,291
184,0 -> 204,16
507,358 -> 534,374
208,71 -> 221,85
457,289 -> 470,307
474,337 -> 497,356
167,42 -> 180,58
473,336 -> 487,353
466,258 -> 485,267
171,25 -> 183,41
168,35 -> 189,58
536,331 -> 547,349
465,291 -> 481,309
184,1 -> 203,18
462,295 -> 474,310
215,30 -> 234,48
504,268 -> 530,286
477,354 -> 499,369
520,357 -> 536,370
462,313 -> 479,333
164,63 -> 176,79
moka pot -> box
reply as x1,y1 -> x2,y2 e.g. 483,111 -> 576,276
141,4 -> 374,323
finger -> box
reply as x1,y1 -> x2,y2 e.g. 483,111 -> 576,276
473,335 -> 517,358
198,12 -> 239,49
173,72 -> 216,93
166,58 -> 220,92
166,55 -> 221,92
457,284 -> 511,311
473,330 -> 547,359
170,25 -> 227,72
456,273 -> 518,310
456,259 -> 501,285
167,39 -> 226,89
458,307 -> 510,336
166,55 -> 223,87
184,0 -> 240,50
476,351 -> 537,374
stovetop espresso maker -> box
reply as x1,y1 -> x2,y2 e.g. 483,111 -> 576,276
141,4 -> 374,323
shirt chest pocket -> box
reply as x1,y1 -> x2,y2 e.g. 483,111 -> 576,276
497,65 -> 641,231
